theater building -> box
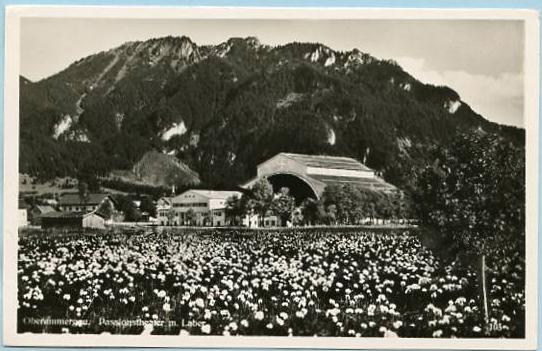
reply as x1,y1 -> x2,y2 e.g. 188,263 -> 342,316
241,152 -> 396,200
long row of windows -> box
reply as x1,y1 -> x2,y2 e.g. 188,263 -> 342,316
173,203 -> 207,208
62,205 -> 96,212
157,210 -> 224,218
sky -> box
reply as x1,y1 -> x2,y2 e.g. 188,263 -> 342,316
20,18 -> 525,127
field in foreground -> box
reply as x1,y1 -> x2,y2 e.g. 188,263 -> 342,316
17,228 -> 524,337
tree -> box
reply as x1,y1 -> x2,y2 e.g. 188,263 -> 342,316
375,193 -> 393,224
225,195 -> 246,226
114,195 -> 142,222
416,129 -> 525,334
300,198 -> 326,225
77,169 -> 100,192
96,198 -> 114,220
185,208 -> 196,226
270,187 -> 295,226
249,178 -> 274,226
322,184 -> 367,225
78,181 -> 89,205
325,204 -> 337,225
322,185 -> 347,224
140,196 -> 157,218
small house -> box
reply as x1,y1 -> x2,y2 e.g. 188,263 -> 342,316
41,211 -> 106,230
29,205 -> 57,226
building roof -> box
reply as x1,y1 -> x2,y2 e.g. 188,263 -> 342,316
182,189 -> 243,200
157,197 -> 173,206
310,174 -> 397,192
32,205 -> 56,214
281,153 -> 373,172
59,193 -> 110,206
41,211 -> 105,219
41,211 -> 85,219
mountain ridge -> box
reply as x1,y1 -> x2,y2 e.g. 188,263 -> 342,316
19,35 -> 524,192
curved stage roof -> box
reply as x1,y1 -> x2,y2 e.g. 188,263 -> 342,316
242,152 -> 397,198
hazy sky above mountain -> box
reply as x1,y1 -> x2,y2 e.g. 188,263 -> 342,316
20,18 -> 524,127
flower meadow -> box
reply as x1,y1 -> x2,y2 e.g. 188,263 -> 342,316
18,228 -> 524,337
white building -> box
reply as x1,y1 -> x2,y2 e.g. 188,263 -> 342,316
18,209 -> 28,227
157,189 -> 242,226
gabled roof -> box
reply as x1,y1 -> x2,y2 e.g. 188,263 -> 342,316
157,197 -> 173,206
182,189 -> 242,200
59,193 -> 111,206
41,211 -> 104,219
41,211 -> 85,219
32,205 -> 56,214
310,174 -> 396,192
280,153 -> 373,172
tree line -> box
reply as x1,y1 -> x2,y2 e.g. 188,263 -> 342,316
225,178 -> 413,227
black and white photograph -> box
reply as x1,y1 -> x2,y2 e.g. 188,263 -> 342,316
3,6 -> 539,349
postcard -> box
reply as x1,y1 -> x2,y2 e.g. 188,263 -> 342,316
3,6 -> 539,349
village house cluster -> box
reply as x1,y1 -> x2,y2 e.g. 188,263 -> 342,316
18,193 -> 118,229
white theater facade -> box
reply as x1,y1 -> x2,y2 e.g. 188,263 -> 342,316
157,189 -> 242,226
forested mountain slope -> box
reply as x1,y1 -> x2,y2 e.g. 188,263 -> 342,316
19,35 -> 524,191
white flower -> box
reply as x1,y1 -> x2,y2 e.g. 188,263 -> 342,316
384,330 -> 399,338
393,321 -> 403,329
204,309 -> 212,320
163,303 -> 171,312
433,329 -> 443,338
240,319 -> 249,328
266,323 -> 273,329
63,294 -> 71,301
201,324 -> 211,334
473,326 -> 482,333
195,298 -> 205,309
255,311 -> 264,320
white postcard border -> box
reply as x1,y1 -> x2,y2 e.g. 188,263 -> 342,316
3,6 -> 539,349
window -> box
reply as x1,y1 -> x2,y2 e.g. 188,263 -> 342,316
173,202 -> 207,208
